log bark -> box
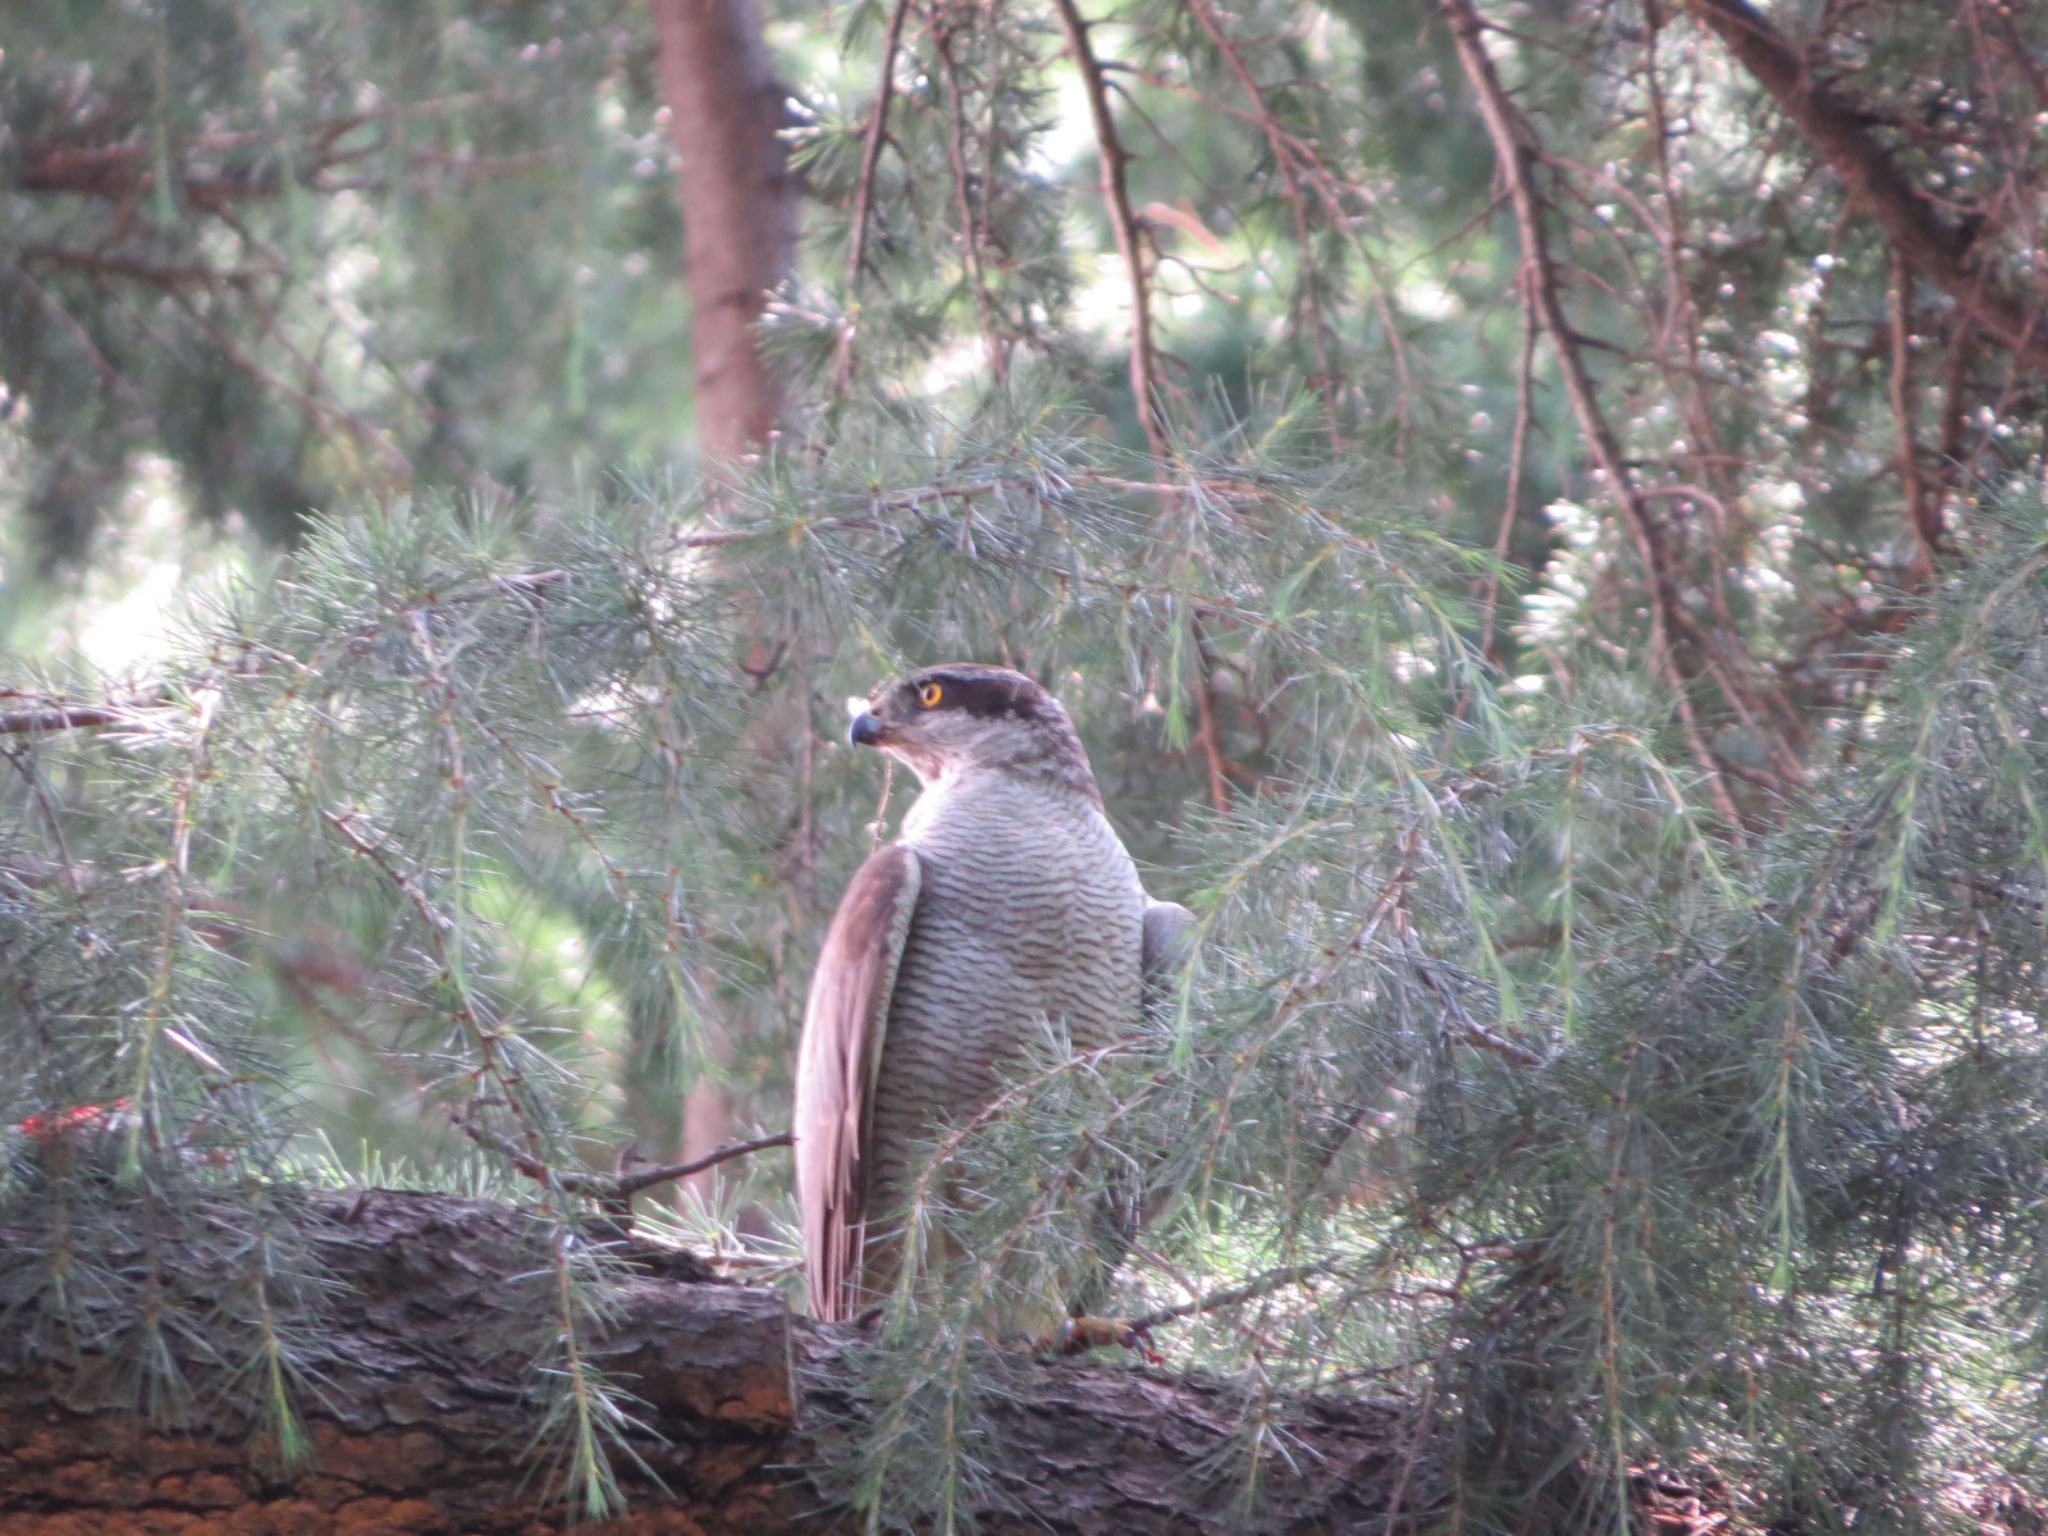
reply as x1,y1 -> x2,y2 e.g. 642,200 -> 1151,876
0,1189 -> 1432,1535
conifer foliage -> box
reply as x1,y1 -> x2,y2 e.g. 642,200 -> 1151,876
4,0 -> 2048,1531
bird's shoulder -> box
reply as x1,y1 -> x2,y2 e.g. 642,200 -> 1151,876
816,841 -> 923,964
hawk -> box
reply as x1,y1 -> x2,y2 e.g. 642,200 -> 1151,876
794,664 -> 1191,1323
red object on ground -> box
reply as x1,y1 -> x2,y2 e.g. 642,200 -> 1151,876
16,1097 -> 133,1142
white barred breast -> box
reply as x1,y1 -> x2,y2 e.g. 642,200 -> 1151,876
862,766 -> 1146,1253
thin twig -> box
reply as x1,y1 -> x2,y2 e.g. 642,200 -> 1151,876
1412,959 -> 1545,1068
609,1132 -> 796,1198
1888,252 -> 1940,582
1050,0 -> 1170,460
1127,1259 -> 1339,1332
1441,0 -> 1750,834
1188,619 -> 1232,814
931,6 -> 1009,383
452,1114 -> 794,1202
1478,280 -> 1538,661
1182,0 -> 1342,443
830,0 -> 915,400
1129,1256 -> 1457,1334
1102,56 -> 1419,447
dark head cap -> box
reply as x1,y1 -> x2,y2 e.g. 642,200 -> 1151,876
848,664 -> 1100,800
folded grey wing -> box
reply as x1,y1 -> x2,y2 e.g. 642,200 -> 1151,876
1140,898 -> 1196,1027
793,843 -> 922,1323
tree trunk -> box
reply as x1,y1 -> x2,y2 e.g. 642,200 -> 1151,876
0,1189 -> 1432,1534
647,0 -> 803,1200
649,0 -> 797,462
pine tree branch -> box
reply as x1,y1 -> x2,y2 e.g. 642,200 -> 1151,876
1680,0 -> 2048,371
1888,252 -> 1943,583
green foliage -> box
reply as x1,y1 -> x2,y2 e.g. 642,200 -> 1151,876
1,0 -> 685,572
7,0 -> 2048,1528
12,436 -> 2048,1528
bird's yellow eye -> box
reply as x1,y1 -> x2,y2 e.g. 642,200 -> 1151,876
918,681 -> 944,709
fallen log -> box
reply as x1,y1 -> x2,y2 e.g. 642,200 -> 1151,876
0,1188 -> 1431,1534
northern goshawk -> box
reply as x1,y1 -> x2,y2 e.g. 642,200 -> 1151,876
794,664 -> 1191,1323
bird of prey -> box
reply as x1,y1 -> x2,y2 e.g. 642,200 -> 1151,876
794,664 -> 1192,1324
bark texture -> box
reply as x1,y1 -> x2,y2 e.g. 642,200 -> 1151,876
649,0 -> 797,461
0,1189 -> 1432,1535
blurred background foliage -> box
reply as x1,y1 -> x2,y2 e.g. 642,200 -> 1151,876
4,0 -> 2048,1529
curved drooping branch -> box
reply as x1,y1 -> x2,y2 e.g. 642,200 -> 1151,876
1438,0 -> 1753,830
1681,0 -> 2048,370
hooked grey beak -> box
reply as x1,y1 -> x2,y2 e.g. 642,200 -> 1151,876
849,712 -> 885,746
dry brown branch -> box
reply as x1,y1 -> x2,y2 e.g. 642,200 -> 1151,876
16,141 -> 290,207
0,703 -> 133,735
611,1131 -> 795,1198
1050,0 -> 1170,460
1439,0 -> 1749,833
1188,619 -> 1232,814
10,115 -> 487,209
1682,0 -> 2048,370
1479,281 -> 1538,662
451,1110 -> 793,1203
17,244 -> 279,290
1934,316 -> 1975,509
